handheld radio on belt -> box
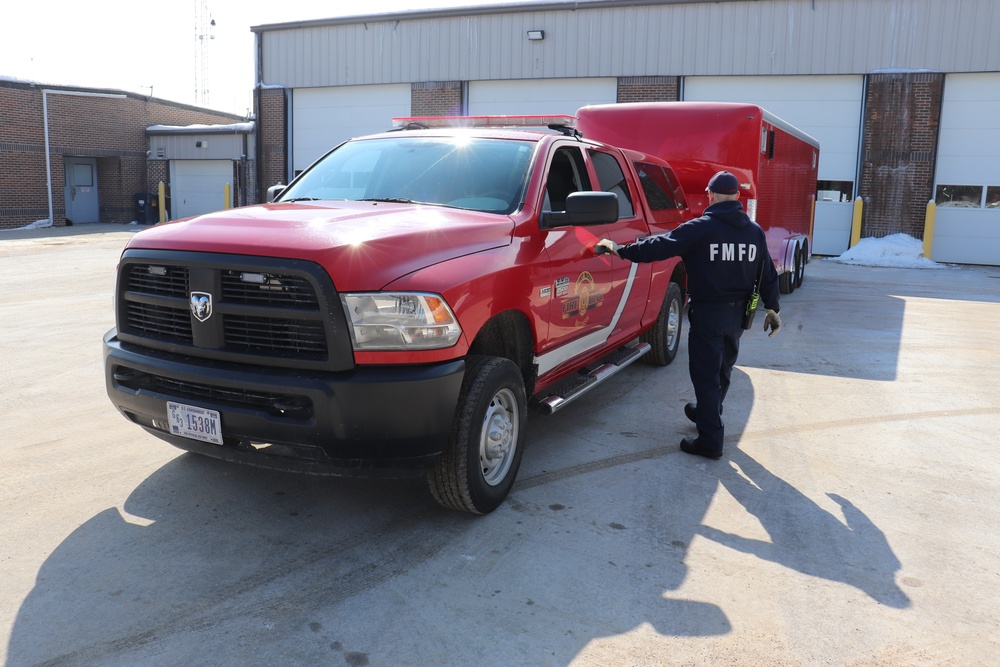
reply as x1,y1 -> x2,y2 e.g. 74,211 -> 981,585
742,254 -> 765,330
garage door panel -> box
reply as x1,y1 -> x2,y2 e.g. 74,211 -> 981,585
931,73 -> 1000,265
292,85 -> 411,173
171,160 -> 232,220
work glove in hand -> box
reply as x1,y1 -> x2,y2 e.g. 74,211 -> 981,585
763,309 -> 781,337
595,239 -> 621,257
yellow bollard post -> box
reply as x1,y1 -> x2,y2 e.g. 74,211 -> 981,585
923,200 -> 936,259
224,183 -> 232,210
158,181 -> 167,223
849,197 -> 864,248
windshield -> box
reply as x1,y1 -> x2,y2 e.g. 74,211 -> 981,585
279,136 -> 536,215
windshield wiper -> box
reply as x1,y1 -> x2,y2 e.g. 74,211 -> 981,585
282,197 -> 321,202
359,197 -> 415,204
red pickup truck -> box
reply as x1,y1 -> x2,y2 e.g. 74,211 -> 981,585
103,114 -> 702,513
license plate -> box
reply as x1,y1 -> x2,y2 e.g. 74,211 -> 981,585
167,402 -> 223,445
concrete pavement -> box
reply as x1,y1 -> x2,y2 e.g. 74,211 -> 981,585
1,224 -> 998,666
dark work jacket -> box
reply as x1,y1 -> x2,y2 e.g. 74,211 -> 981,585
617,200 -> 780,312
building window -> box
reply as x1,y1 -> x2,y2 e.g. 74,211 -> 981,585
986,186 -> 1000,209
935,185 -> 984,208
817,180 -> 853,202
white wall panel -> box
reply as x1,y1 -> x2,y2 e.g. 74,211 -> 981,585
468,78 -> 616,116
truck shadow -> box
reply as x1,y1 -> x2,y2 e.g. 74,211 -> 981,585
6,373 -> 907,667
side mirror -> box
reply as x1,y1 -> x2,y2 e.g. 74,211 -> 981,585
266,183 -> 287,203
541,191 -> 619,228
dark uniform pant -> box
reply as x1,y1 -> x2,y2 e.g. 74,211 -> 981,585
687,301 -> 745,453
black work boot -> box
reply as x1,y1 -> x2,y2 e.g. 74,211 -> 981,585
680,437 -> 723,460
684,402 -> 697,423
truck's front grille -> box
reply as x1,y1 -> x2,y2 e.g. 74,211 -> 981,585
115,250 -> 354,372
224,315 -> 327,358
126,264 -> 189,297
221,271 -> 319,308
125,301 -> 194,341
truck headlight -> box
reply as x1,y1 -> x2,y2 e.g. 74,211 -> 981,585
341,292 -> 462,350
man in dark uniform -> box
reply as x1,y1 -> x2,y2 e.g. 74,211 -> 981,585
596,170 -> 781,459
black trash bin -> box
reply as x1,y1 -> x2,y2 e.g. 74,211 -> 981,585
134,193 -> 158,224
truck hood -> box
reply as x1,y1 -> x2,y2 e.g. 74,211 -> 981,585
125,201 -> 515,291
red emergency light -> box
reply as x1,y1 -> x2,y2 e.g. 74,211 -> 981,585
392,114 -> 576,130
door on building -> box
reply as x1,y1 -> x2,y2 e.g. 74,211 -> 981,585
170,160 -> 234,219
64,157 -> 99,224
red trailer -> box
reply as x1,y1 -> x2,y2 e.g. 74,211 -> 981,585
576,102 -> 820,293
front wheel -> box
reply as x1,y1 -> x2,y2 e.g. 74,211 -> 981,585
641,282 -> 683,366
427,356 -> 527,514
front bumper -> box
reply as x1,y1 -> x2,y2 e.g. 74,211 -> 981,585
104,329 -> 465,478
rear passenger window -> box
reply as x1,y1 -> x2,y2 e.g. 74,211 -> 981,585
589,150 -> 635,219
635,162 -> 683,210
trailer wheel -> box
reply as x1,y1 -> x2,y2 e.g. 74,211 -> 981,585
780,248 -> 798,294
641,282 -> 683,366
795,243 -> 807,288
427,356 -> 526,514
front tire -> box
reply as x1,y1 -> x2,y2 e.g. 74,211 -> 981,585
427,356 -> 527,514
641,282 -> 683,366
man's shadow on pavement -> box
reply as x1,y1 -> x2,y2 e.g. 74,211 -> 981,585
697,447 -> 910,609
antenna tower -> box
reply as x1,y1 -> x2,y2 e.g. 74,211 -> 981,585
194,0 -> 215,106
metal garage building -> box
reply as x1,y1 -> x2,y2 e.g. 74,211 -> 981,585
250,0 -> 1000,265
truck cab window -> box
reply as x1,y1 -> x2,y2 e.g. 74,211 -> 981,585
589,150 -> 635,219
543,147 -> 588,212
634,162 -> 680,211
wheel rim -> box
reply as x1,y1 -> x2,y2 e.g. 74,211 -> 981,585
479,388 -> 519,486
666,297 -> 681,350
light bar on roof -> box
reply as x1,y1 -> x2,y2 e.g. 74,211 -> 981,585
392,115 -> 576,129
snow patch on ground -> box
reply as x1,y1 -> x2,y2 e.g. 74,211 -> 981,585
825,233 -> 948,269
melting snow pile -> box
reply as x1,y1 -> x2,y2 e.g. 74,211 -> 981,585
827,233 -> 947,269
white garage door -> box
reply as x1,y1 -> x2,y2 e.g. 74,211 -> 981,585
684,75 -> 864,255
469,78 -> 617,116
170,160 -> 233,220
931,73 -> 1000,265
292,84 -> 411,175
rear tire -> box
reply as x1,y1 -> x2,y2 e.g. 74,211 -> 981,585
641,282 -> 683,366
427,356 -> 526,514
795,244 -> 807,288
780,249 -> 798,294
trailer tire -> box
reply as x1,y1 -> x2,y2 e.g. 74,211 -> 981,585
794,244 -> 806,288
780,245 -> 799,294
427,355 -> 526,514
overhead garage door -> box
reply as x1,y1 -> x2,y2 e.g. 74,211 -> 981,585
292,84 -> 411,176
469,78 -> 617,116
684,76 -> 864,255
930,73 -> 1000,265
170,160 -> 233,220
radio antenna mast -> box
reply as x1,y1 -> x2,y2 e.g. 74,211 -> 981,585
194,0 -> 215,107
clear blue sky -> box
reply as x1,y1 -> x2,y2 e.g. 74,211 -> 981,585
2,0 -> 533,116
